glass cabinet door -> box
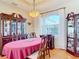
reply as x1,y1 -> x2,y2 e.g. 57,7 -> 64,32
68,27 -> 74,38
76,16 -> 79,53
68,20 -> 74,38
4,20 -> 10,36
12,20 -> 16,35
21,22 -> 26,34
17,22 -> 21,35
67,38 -> 74,52
67,20 -> 74,52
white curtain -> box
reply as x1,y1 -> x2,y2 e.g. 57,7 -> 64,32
35,8 -> 66,49
37,10 -> 60,36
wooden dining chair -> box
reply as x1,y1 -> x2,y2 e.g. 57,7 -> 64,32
29,32 -> 36,38
17,35 -> 21,40
26,36 -> 50,59
46,35 -> 54,49
2,36 -> 12,46
43,36 -> 50,57
12,35 -> 18,41
22,34 -> 28,39
40,35 -> 45,38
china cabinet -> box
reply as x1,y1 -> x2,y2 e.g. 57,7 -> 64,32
67,12 -> 79,56
0,13 -> 26,47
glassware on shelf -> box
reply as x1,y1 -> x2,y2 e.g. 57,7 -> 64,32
4,20 -> 10,36
68,20 -> 74,27
68,27 -> 74,37
17,22 -> 21,35
77,47 -> 79,52
66,12 -> 79,56
77,42 -> 79,47
76,19 -> 79,39
21,22 -> 25,34
12,20 -> 16,35
76,16 -> 79,53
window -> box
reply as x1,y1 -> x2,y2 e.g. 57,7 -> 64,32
41,15 -> 60,36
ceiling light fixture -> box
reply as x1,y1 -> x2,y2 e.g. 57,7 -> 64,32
28,0 -> 40,18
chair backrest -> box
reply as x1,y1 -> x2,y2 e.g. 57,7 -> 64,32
46,35 -> 54,49
12,35 -> 17,41
37,37 -> 48,59
39,36 -> 46,49
40,35 -> 45,37
46,35 -> 52,40
18,35 -> 21,40
29,32 -> 36,38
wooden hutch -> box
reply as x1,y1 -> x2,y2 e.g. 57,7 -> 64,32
0,13 -> 27,54
67,12 -> 79,56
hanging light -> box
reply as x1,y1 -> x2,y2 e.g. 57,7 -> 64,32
28,0 -> 40,18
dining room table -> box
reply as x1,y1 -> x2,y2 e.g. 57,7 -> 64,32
2,38 -> 41,59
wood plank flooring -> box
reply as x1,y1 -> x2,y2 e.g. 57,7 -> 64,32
0,56 -> 7,59
46,49 -> 79,59
1,49 -> 79,59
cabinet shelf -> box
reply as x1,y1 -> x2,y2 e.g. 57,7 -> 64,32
67,37 -> 74,39
0,13 -> 27,54
67,12 -> 79,56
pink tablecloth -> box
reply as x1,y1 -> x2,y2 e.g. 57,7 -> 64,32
2,38 -> 41,59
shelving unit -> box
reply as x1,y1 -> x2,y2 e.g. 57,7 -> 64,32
0,13 -> 27,47
67,12 -> 79,56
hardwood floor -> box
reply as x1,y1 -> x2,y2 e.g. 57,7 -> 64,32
46,49 -> 79,59
1,49 -> 79,59
0,56 -> 7,59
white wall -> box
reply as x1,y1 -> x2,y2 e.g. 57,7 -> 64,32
54,9 -> 66,49
0,1 -> 27,17
59,0 -> 79,49
53,0 -> 79,49
0,2 -> 34,34
0,0 -> 79,49
0,2 -> 20,14
34,0 -> 79,49
34,9 -> 66,49
65,0 -> 79,14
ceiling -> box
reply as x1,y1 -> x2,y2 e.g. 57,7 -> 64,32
0,0 -> 72,15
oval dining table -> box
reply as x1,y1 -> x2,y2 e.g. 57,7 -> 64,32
2,38 -> 41,59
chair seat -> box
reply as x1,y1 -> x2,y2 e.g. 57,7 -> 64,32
27,51 -> 39,59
